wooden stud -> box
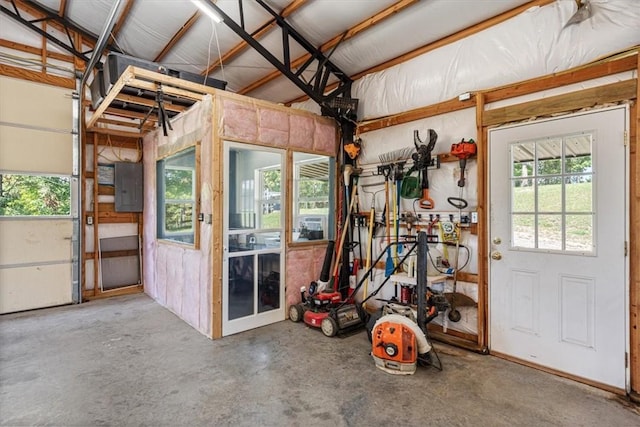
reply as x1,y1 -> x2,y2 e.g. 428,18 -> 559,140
92,132 -> 100,298
211,96 -> 223,339
475,92 -> 488,352
630,53 -> 640,396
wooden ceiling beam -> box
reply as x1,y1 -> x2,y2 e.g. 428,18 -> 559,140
58,0 -> 68,18
154,11 -> 201,62
285,0 -> 555,105
238,0 -> 418,96
201,0 -> 308,77
109,0 -> 136,45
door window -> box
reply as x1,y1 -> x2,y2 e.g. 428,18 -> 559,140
510,132 -> 594,254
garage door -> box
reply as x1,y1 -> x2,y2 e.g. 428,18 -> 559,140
0,76 -> 76,313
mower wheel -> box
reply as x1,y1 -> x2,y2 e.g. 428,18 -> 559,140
321,316 -> 338,337
448,309 -> 462,322
289,304 -> 304,322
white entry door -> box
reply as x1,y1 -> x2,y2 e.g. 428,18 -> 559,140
489,106 -> 628,390
222,142 -> 285,336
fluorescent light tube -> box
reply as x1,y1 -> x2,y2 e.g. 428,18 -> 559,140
191,0 -> 224,23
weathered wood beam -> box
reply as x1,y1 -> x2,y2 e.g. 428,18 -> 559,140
201,0 -> 307,76
154,11 -> 201,62
239,0 -> 418,96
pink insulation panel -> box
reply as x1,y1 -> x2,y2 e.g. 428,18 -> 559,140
313,121 -> 337,153
221,99 -> 258,141
289,115 -> 315,150
258,108 -> 289,147
143,100 -> 213,338
285,244 -> 329,310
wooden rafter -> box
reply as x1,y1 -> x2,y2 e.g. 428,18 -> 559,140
109,0 -> 136,45
154,11 -> 201,62
238,0 -> 418,96
286,0 -> 555,105
200,0 -> 307,77
58,0 -> 68,18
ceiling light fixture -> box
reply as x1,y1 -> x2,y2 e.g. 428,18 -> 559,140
191,0 -> 224,23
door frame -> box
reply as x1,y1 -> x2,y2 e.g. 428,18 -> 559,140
221,141 -> 286,336
486,105 -> 630,392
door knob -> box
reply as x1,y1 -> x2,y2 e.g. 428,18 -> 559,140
491,251 -> 502,260
492,237 -> 502,245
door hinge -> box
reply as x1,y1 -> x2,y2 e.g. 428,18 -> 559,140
624,241 -> 628,257
624,130 -> 628,146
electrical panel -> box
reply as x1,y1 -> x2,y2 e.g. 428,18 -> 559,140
114,162 -> 143,212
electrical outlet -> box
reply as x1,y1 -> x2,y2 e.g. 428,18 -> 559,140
471,212 -> 478,223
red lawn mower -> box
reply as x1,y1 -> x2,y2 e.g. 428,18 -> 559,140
289,240 -> 363,336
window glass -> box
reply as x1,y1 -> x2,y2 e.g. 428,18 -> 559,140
157,147 -> 197,245
0,173 -> 71,216
509,132 -> 594,254
291,153 -> 334,242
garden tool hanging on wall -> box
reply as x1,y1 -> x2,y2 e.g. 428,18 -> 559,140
410,129 -> 438,209
450,138 -> 477,188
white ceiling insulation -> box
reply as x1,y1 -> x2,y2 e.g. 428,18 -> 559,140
0,0 -> 539,102
2,0 -> 637,114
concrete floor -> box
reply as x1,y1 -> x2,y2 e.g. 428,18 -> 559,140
1,294 -> 638,427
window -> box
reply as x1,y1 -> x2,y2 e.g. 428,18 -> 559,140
510,132 -> 594,253
0,173 -> 71,216
291,153 -> 334,242
157,147 -> 197,245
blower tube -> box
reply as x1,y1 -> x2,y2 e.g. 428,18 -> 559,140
319,240 -> 335,283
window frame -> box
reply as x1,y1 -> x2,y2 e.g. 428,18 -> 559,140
156,145 -> 200,247
509,132 -> 595,255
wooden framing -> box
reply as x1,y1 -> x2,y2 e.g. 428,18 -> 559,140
630,105 -> 638,393
81,131 -> 144,301
356,49 -> 640,394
